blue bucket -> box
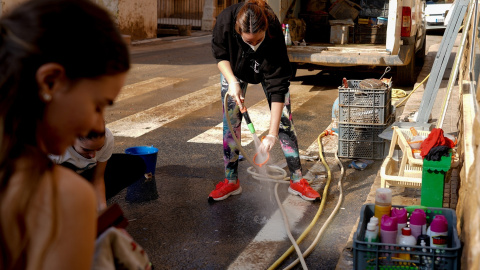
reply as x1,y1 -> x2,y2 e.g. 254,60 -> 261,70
124,146 -> 159,203
125,146 -> 158,175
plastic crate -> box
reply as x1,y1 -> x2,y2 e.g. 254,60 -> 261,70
339,102 -> 392,124
338,80 -> 392,124
354,204 -> 461,270
337,115 -> 393,159
339,80 -> 391,107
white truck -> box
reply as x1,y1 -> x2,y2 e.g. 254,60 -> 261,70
269,0 -> 427,86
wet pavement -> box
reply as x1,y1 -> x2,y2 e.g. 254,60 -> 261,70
104,31 -> 444,269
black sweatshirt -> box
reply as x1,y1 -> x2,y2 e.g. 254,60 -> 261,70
211,2 -> 292,103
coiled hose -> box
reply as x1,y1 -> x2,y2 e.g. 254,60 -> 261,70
223,93 -> 345,270
268,131 -> 345,270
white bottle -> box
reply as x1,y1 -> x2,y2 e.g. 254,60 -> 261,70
426,215 -> 448,248
365,222 -> 379,242
364,222 -> 378,249
397,227 -> 416,260
369,216 -> 379,236
285,24 -> 292,46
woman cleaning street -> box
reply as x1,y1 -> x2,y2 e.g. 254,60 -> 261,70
209,0 -> 321,202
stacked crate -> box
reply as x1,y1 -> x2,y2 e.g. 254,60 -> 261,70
337,79 -> 393,159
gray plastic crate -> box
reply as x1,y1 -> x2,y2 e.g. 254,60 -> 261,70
339,101 -> 391,124
353,204 -> 461,270
338,121 -> 388,141
338,139 -> 386,160
339,80 -> 391,107
337,115 -> 393,159
339,80 -> 392,124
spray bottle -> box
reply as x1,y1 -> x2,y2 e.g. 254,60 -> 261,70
285,24 -> 292,46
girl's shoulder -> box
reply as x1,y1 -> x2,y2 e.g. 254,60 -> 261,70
53,165 -> 97,206
2,163 -> 97,269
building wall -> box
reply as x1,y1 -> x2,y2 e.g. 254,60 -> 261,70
456,2 -> 480,268
95,0 -> 157,41
94,0 -> 119,23
158,0 -> 204,18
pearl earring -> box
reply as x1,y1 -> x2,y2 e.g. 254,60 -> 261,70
43,93 -> 52,101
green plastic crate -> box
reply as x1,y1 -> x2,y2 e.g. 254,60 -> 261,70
353,204 -> 461,270
421,152 -> 452,208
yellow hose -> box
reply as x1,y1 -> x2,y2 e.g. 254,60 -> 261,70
268,131 -> 334,270
395,73 -> 430,108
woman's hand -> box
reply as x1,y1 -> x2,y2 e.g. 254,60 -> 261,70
260,135 -> 277,153
228,82 -> 244,108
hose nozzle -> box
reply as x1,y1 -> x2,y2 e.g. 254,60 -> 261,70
240,106 -> 256,134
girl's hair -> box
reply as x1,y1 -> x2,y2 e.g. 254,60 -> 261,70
235,0 -> 276,35
79,129 -> 106,141
0,0 -> 130,268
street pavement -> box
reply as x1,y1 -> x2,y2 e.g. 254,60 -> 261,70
104,30 -> 446,269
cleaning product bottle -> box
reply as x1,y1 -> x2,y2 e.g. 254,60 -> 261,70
369,216 -> 379,236
282,23 -> 286,36
374,188 -> 392,227
426,215 -> 448,248
285,24 -> 292,46
410,208 -> 427,240
391,207 -> 408,240
380,215 -> 397,250
397,227 -> 416,260
365,222 -> 379,247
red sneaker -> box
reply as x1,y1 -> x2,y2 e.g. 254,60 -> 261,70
208,179 -> 242,202
288,179 -> 321,201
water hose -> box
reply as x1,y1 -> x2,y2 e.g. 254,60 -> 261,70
223,93 -> 345,269
268,131 -> 344,270
223,93 -> 308,269
394,73 -> 430,108
282,133 -> 344,270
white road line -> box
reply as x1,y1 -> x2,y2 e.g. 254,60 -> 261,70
188,84 -> 318,145
227,196 -> 311,270
116,77 -> 186,102
107,83 -> 220,137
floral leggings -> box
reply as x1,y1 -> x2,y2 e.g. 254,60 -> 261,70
221,75 -> 303,181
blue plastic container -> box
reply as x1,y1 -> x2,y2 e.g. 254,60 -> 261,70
125,146 -> 158,175
124,146 -> 159,203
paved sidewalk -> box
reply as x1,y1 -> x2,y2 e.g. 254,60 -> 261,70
334,33 -> 462,269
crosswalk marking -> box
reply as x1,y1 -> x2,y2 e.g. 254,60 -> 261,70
188,84 -> 318,145
107,83 -> 220,137
227,195 -> 311,270
116,77 -> 186,102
